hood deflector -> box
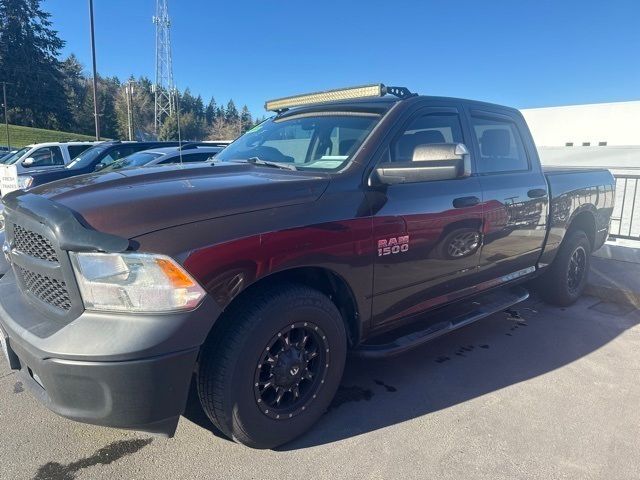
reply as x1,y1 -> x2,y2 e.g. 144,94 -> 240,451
3,191 -> 130,253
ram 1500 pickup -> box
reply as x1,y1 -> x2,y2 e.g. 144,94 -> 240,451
0,84 -> 614,448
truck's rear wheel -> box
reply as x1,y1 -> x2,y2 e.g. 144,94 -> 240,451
197,283 -> 347,449
538,230 -> 591,306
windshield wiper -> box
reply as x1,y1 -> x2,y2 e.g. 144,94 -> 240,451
247,157 -> 297,171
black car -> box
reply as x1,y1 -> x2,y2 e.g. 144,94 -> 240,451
101,142 -> 227,172
17,141 -> 180,189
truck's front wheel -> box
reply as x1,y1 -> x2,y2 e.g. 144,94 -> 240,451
197,283 -> 347,449
538,230 -> 591,306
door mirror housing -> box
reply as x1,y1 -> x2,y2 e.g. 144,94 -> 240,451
94,163 -> 106,172
373,143 -> 471,185
21,157 -> 35,167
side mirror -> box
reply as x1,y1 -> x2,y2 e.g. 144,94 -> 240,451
374,143 -> 471,185
94,163 -> 106,172
21,157 -> 35,167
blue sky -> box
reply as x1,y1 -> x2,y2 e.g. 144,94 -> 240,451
44,0 -> 640,117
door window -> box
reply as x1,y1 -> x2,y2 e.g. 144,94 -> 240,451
68,145 -> 92,159
470,116 -> 528,174
100,146 -> 139,167
389,114 -> 464,163
29,146 -> 64,167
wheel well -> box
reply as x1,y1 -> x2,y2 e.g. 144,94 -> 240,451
567,211 -> 596,250
222,267 -> 360,347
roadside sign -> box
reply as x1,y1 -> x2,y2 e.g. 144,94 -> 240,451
0,165 -> 18,197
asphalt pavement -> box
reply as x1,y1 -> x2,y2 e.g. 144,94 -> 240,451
1,294 -> 639,480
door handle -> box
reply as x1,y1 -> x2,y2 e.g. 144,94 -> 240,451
527,188 -> 547,199
453,196 -> 480,208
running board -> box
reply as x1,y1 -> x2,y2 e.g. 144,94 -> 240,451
352,286 -> 529,359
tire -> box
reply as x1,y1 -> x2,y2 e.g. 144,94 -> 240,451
197,283 -> 347,449
538,230 -> 591,306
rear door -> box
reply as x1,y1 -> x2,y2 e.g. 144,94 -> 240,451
466,109 -> 549,279
371,105 -> 484,326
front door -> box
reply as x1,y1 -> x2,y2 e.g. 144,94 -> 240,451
370,107 -> 484,326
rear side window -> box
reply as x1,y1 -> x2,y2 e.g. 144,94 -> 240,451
68,145 -> 92,159
471,116 -> 528,174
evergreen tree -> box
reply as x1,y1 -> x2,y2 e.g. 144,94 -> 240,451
60,54 -> 89,132
0,0 -> 70,128
205,97 -> 217,126
159,111 -> 206,141
179,88 -> 197,115
225,99 -> 239,124
240,105 -> 252,133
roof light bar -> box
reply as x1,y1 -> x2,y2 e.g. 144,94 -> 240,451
264,84 -> 415,112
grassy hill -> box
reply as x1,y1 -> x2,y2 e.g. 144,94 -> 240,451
0,124 -> 97,148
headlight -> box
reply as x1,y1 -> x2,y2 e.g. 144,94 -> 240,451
70,252 -> 206,313
18,176 -> 33,190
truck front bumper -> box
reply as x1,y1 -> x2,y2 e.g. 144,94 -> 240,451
0,272 -> 220,436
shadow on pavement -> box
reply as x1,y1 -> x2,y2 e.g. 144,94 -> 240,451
183,295 -> 639,451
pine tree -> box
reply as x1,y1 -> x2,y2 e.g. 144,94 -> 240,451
225,100 -> 239,124
0,0 -> 70,129
240,105 -> 252,134
60,54 -> 89,133
205,97 -> 217,126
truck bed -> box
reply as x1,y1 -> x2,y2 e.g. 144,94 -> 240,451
540,166 -> 615,267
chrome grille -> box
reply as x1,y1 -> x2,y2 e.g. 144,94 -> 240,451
13,225 -> 59,262
16,266 -> 72,311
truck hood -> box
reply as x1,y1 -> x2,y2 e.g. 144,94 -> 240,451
31,163 -> 330,239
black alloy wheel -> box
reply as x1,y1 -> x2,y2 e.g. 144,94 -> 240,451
197,283 -> 347,449
254,322 -> 329,420
567,245 -> 587,295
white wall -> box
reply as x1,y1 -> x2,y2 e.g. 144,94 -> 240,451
521,101 -> 640,147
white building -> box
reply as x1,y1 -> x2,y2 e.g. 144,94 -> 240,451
521,100 -> 640,147
520,101 -> 640,172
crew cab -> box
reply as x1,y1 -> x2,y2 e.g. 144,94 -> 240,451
15,140 -> 180,190
2,142 -> 99,174
0,85 -> 614,449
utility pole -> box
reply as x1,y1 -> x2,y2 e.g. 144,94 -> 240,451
1,82 -> 10,149
125,81 -> 134,141
88,0 -> 101,140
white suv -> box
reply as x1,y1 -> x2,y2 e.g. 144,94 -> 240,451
0,141 -> 101,174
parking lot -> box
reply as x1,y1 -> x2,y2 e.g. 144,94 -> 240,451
1,294 -> 638,480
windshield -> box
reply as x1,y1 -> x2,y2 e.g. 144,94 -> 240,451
2,147 -> 30,164
103,151 -> 164,171
66,144 -> 109,169
215,112 -> 380,170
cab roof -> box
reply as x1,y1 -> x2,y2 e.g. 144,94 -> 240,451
277,95 -> 519,119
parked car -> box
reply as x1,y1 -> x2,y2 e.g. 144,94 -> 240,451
101,143 -> 227,172
0,84 -> 614,449
0,150 -> 18,163
16,140 -> 180,189
1,141 -> 100,173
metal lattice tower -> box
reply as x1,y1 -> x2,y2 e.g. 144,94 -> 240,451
153,0 -> 175,133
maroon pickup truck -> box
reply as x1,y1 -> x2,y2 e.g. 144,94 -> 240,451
0,85 -> 614,448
